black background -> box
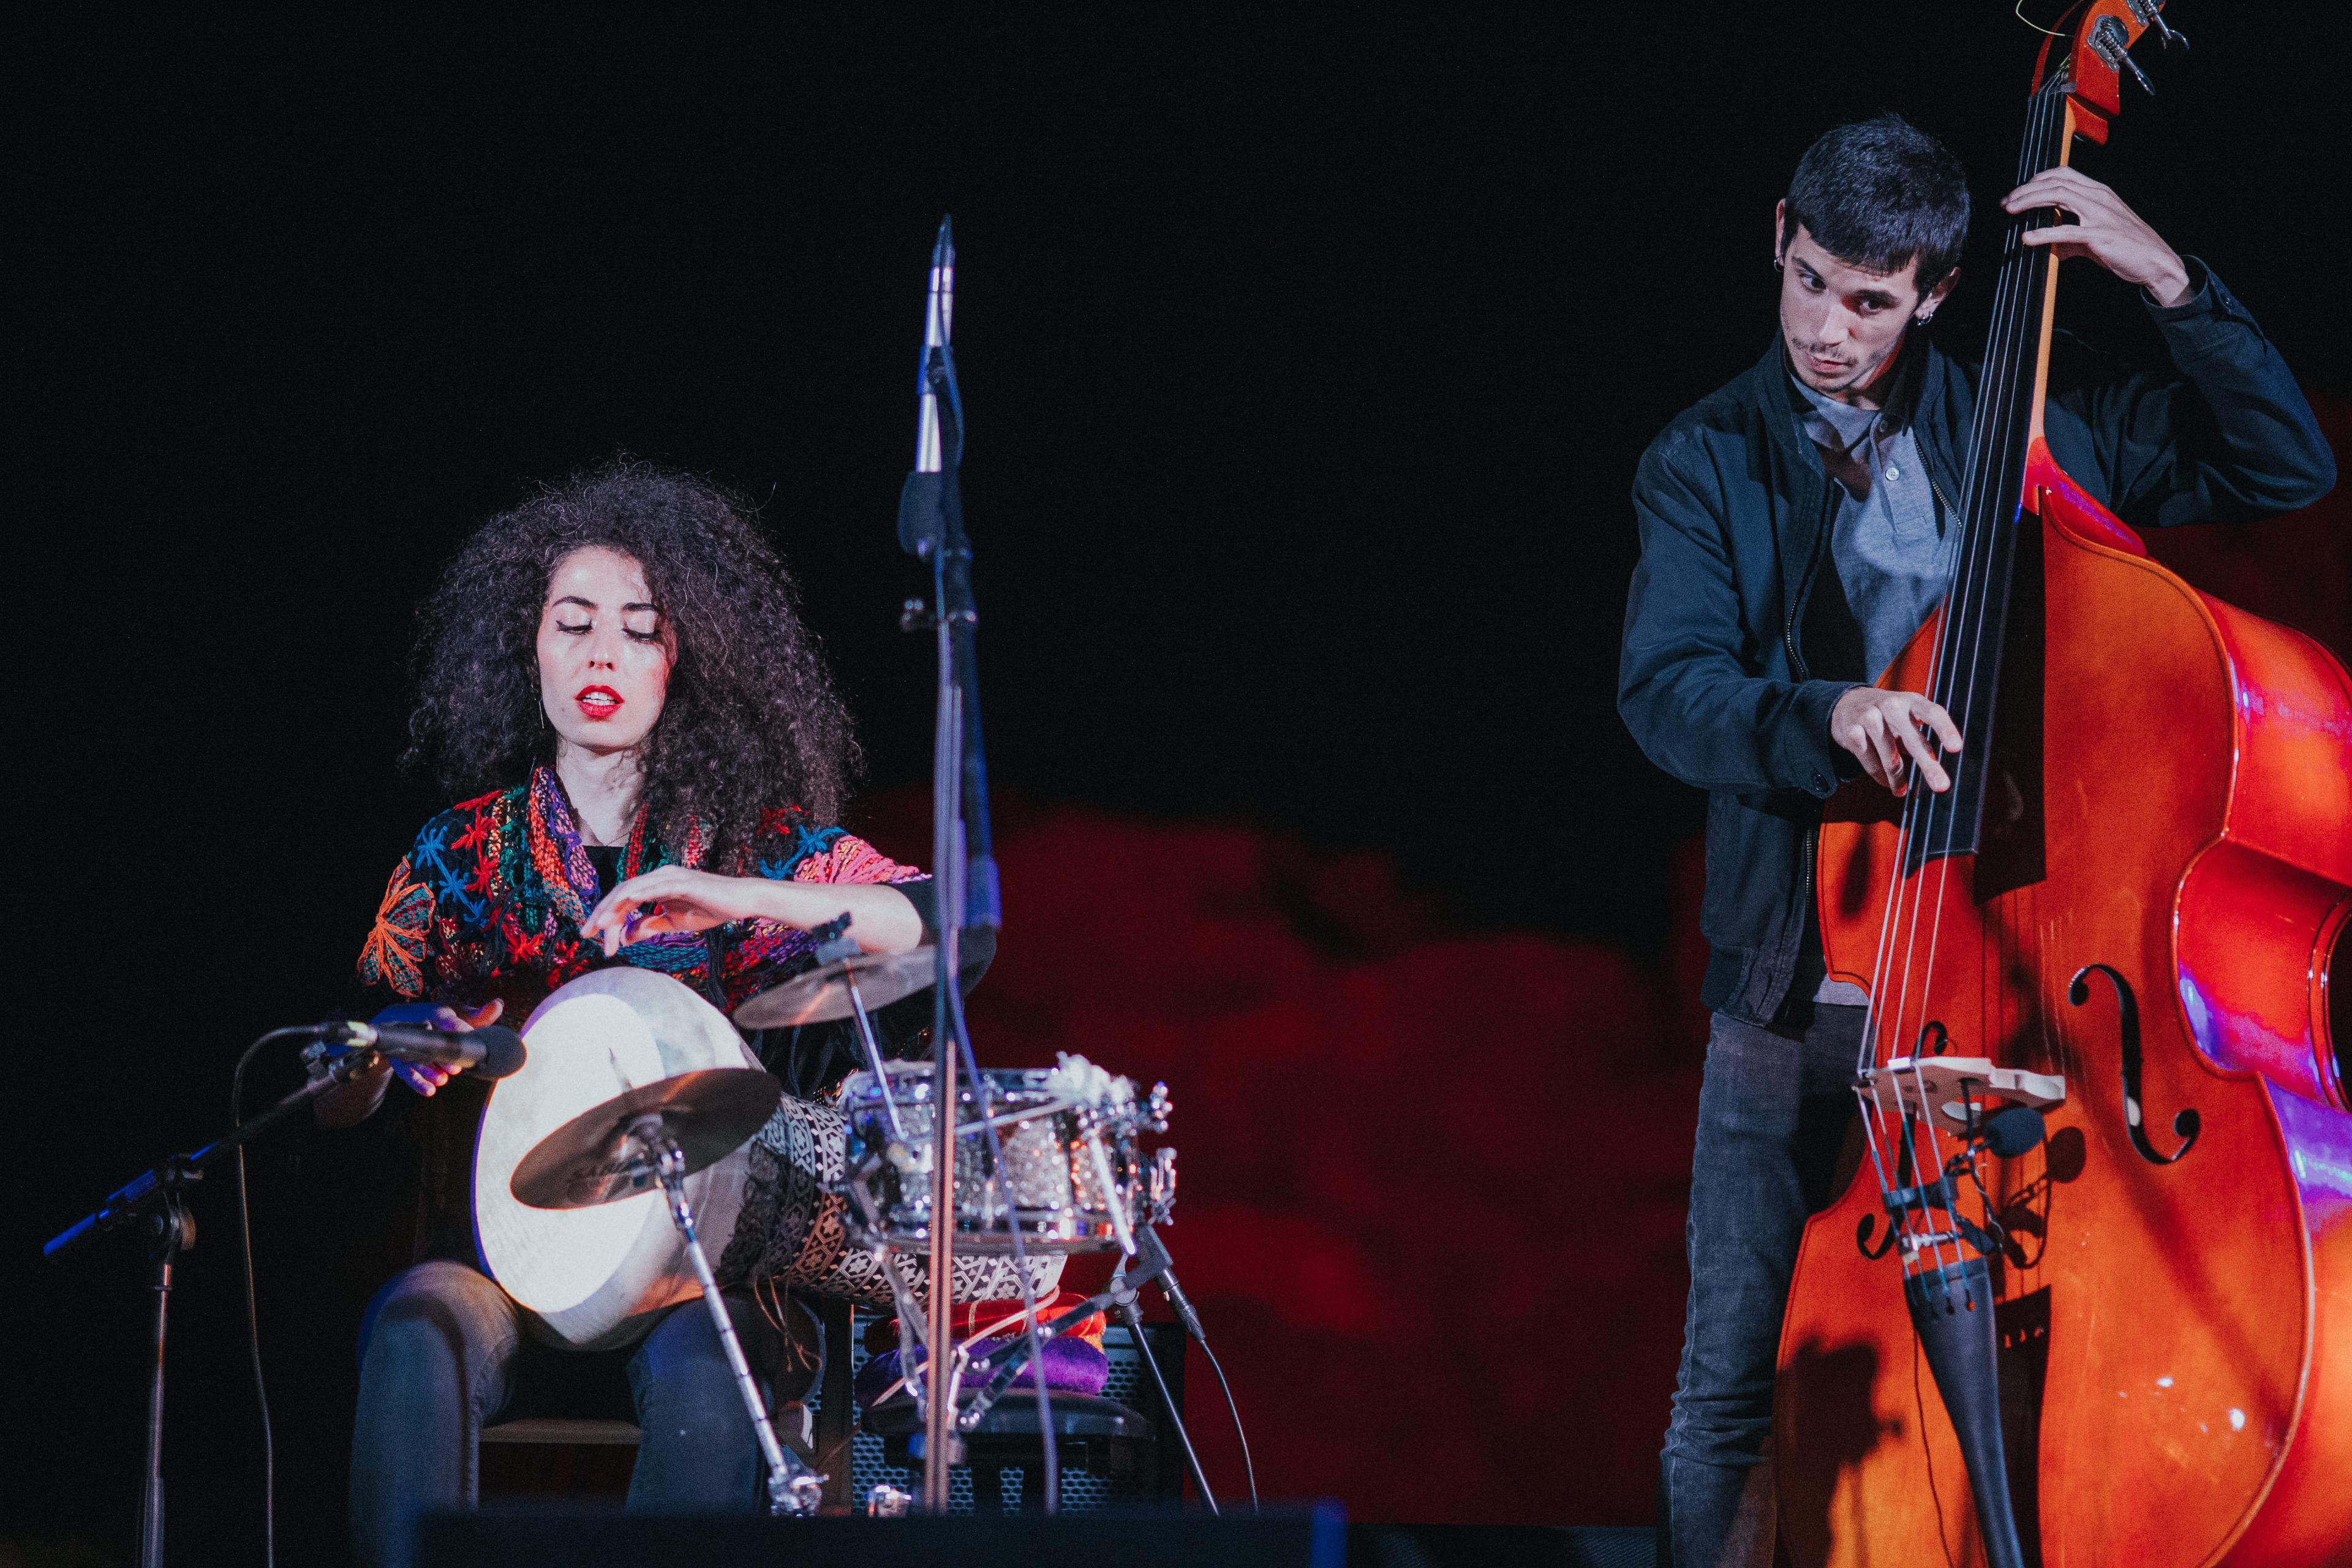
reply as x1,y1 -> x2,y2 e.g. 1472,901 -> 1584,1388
10,7 -> 2346,1561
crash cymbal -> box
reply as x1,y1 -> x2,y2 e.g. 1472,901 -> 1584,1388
510,1067 -> 781,1210
732,949 -> 942,1029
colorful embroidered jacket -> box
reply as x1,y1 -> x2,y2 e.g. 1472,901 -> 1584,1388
360,766 -> 924,1022
350,766 -> 945,1262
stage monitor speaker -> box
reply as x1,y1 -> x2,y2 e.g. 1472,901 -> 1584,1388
1349,1523 -> 1658,1568
823,1315 -> 1189,1511
418,1507 -> 1345,1568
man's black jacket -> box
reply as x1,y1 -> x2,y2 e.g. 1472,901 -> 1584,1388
1618,264 -> 2334,1026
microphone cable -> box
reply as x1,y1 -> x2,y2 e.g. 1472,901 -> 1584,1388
1194,1332 -> 1258,1511
229,1027 -> 314,1568
1153,1254 -> 1259,1511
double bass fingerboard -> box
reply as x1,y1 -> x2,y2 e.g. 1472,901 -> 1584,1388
1905,72 -> 2074,877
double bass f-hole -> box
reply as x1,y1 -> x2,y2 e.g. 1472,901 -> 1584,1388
2068,962 -> 2201,1165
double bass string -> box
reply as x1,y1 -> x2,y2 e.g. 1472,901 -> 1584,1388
1913,74 -> 2069,1060
1905,74 -> 2062,1031
1903,75 -> 2065,1210
1873,69 -> 2034,1093
1904,74 -> 2070,1250
1912,77 -> 2062,1012
1869,71 -> 2054,1050
1858,72 -> 2068,1283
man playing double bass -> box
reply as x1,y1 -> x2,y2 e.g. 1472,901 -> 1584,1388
1616,114 -> 2333,1567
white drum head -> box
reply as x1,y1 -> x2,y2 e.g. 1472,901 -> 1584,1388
475,967 -> 766,1349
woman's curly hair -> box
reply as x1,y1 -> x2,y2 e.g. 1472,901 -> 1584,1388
404,458 -> 861,861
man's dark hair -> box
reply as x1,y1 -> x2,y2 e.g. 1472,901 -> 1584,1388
1781,114 -> 1970,294
404,458 -> 861,863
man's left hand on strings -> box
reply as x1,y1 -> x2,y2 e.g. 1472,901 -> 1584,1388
2005,167 -> 2191,306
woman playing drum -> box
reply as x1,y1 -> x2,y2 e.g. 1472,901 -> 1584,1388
322,460 -> 997,1566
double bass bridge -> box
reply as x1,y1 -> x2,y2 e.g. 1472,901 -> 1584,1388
1858,1055 -> 2067,1133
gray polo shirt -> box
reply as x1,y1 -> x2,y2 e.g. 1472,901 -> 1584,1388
1788,363 -> 1958,684
1789,356 -> 1958,1006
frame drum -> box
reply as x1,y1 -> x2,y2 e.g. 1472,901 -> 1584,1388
476,967 -> 769,1350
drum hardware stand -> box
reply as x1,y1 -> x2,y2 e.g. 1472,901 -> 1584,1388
44,1033 -> 389,1568
814,914 -> 919,1164
839,1144 -> 1027,1470
619,1113 -> 826,1517
828,931 -> 944,1435
950,1222 -> 1223,1513
842,1156 -> 949,1439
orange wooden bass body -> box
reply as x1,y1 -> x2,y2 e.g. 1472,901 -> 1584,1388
1774,440 -> 2352,1566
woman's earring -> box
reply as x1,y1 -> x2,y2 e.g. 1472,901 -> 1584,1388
1916,309 -> 1936,325
1773,255 -> 1785,273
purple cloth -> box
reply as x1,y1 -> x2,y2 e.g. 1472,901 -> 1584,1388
854,1336 -> 1109,1408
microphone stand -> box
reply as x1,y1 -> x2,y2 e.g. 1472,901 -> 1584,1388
895,214 -> 987,1513
893,216 -> 1065,1515
43,1034 -> 387,1568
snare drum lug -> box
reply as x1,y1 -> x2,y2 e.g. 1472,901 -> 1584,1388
1148,1145 -> 1179,1222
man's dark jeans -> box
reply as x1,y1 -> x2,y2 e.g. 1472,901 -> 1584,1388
1659,1006 -> 1863,1567
350,1260 -> 807,1568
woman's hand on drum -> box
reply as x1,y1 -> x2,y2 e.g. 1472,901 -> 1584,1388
380,999 -> 504,1097
581,867 -> 923,958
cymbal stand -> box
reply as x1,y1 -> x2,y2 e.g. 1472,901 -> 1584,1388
832,954 -> 938,1423
816,918 -> 913,1156
633,1115 -> 824,1517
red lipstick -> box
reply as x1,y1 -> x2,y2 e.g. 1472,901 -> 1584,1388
576,685 -> 623,721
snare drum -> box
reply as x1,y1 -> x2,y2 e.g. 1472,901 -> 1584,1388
840,1061 -> 1177,1254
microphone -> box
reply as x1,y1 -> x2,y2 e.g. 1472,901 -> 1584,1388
1122,1224 -> 1212,1344
1979,1105 -> 2047,1158
320,1021 -> 528,1080
896,216 -> 957,559
1156,1265 -> 1212,1348
915,215 -> 954,476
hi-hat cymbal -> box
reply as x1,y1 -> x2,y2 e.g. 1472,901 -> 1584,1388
510,1067 -> 781,1210
733,949 -> 941,1029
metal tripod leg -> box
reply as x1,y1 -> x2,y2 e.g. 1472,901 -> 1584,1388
646,1131 -> 824,1517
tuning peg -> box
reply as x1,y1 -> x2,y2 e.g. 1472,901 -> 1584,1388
899,597 -> 933,633
2128,1 -> 2187,50
2091,15 -> 2158,94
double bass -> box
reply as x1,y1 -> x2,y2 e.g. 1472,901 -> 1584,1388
1774,6 -> 2352,1565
